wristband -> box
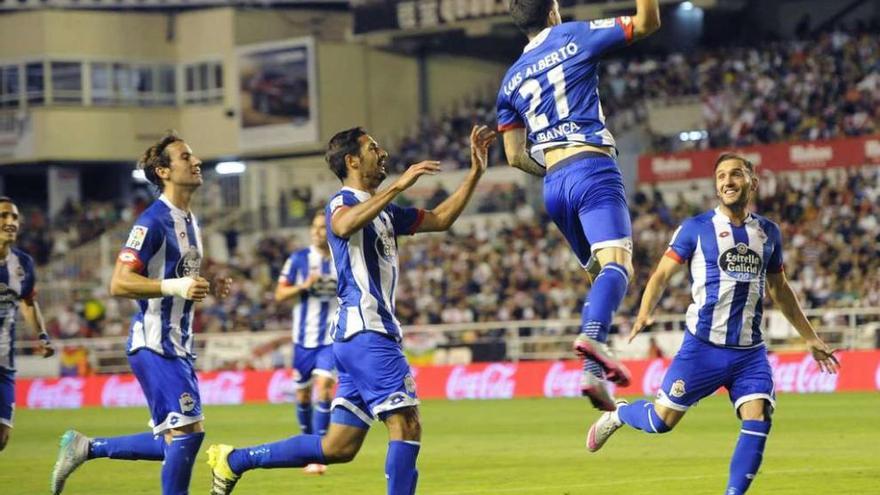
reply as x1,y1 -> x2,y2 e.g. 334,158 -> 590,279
38,332 -> 51,343
160,277 -> 196,299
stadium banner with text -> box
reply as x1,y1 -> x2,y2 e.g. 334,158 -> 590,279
237,37 -> 319,151
352,0 -> 607,35
638,134 -> 880,183
15,350 -> 880,409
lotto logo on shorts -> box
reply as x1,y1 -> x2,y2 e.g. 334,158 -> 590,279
179,393 -> 196,413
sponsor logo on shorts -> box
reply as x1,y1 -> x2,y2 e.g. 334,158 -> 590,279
125,225 -> 148,250
670,379 -> 686,398
179,392 -> 196,413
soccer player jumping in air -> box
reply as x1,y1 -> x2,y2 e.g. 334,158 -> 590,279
0,196 -> 55,452
587,154 -> 840,495
497,0 -> 660,410
275,211 -> 338,475
206,124 -> 496,495
51,133 -> 232,495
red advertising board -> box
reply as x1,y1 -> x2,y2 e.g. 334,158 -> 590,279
15,350 -> 880,410
638,135 -> 880,183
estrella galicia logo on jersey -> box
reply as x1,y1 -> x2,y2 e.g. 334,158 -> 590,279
718,242 -> 762,281
179,392 -> 196,413
175,246 -> 202,278
0,283 -> 17,308
374,228 -> 396,261
310,276 -> 338,298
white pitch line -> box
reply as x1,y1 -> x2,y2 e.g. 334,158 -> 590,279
427,465 -> 879,495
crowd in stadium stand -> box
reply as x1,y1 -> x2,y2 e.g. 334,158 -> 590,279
386,27 -> 878,171
42,165 -> 879,341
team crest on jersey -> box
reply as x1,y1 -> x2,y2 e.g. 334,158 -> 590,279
175,246 -> 202,278
718,242 -> 762,281
125,225 -> 149,250
670,379 -> 686,398
374,220 -> 396,261
179,392 -> 196,413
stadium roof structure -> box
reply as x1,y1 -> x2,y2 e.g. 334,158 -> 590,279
0,0 -> 348,12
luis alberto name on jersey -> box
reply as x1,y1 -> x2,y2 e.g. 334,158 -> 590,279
496,17 -> 634,164
665,208 -> 784,349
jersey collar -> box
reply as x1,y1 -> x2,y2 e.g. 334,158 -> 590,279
158,194 -> 191,217
714,206 -> 755,225
341,186 -> 372,201
523,27 -> 552,53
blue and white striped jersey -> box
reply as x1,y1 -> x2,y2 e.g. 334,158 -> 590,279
666,208 -> 784,348
0,248 -> 36,370
496,18 -> 634,165
117,195 -> 203,358
325,187 -> 424,342
279,246 -> 337,348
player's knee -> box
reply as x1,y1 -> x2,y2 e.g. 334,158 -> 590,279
322,439 -> 361,463
387,407 -> 421,441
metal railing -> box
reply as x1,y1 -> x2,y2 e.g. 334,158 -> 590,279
14,307 -> 880,377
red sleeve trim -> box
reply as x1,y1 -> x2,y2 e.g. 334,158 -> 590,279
277,279 -> 292,286
664,249 -> 686,264
118,248 -> 145,272
408,209 -> 426,235
331,204 -> 349,217
498,121 -> 525,132
617,16 -> 635,43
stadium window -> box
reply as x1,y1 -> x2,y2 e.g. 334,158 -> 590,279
184,60 -> 224,104
91,62 -> 113,105
184,64 -> 197,104
0,64 -> 20,109
134,64 -> 155,106
157,64 -> 176,106
25,61 -> 44,106
50,61 -> 83,105
114,62 -> 136,105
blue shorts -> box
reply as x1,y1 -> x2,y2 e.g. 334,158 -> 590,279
657,332 -> 776,414
293,344 -> 336,389
0,368 -> 13,428
331,332 -> 419,428
543,153 -> 632,267
129,350 -> 204,434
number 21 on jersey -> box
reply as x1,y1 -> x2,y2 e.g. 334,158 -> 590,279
518,65 -> 570,131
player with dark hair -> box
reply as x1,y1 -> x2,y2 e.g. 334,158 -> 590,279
586,153 -> 840,495
275,210 -> 338,475
497,0 -> 661,410
0,196 -> 55,452
51,133 -> 232,494
206,124 -> 496,495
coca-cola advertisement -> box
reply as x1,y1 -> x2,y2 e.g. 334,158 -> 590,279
15,350 -> 880,410
638,134 -> 880,183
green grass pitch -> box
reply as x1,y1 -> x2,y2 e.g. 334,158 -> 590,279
3,393 -> 878,494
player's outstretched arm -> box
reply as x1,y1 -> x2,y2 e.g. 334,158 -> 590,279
331,161 -> 440,238
631,0 -> 661,41
110,259 -> 210,301
628,254 -> 683,343
20,296 -> 54,358
418,125 -> 496,232
766,271 -> 840,374
501,128 -> 546,177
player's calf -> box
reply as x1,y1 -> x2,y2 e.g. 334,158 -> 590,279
0,425 -> 9,451
616,400 -> 675,434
